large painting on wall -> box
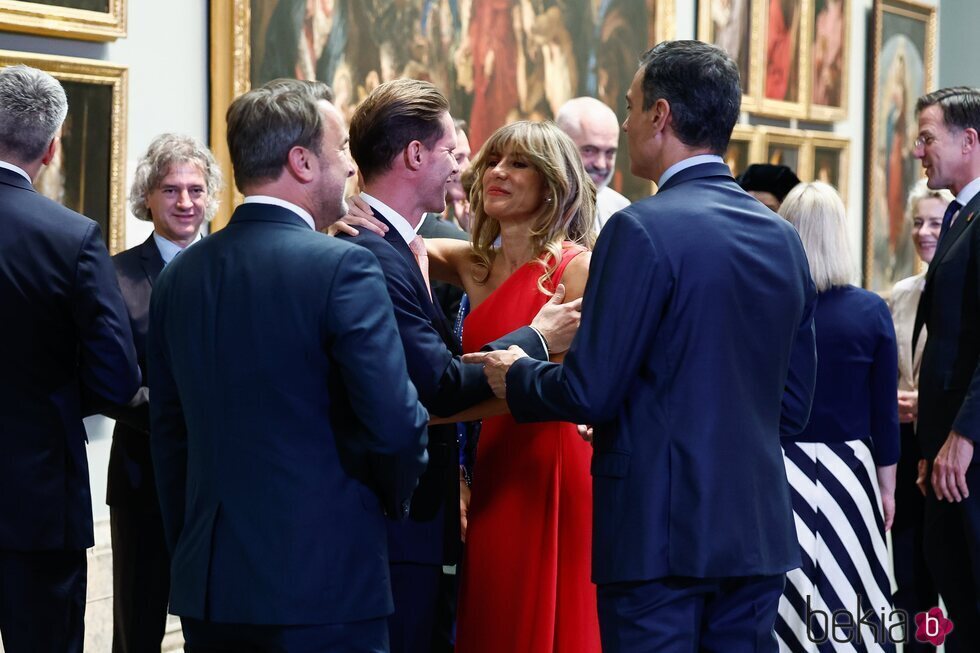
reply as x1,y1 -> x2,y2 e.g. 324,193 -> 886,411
808,0 -> 847,120
0,0 -> 126,41
697,0 -> 761,112
759,0 -> 809,118
210,0 -> 675,229
865,0 -> 936,291
0,51 -> 127,254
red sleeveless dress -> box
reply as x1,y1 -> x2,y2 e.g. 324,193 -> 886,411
455,245 -> 600,653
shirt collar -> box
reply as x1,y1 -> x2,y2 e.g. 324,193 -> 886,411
360,191 -> 422,246
657,154 -> 725,188
954,177 -> 980,209
153,231 -> 202,266
243,195 -> 316,230
0,160 -> 32,184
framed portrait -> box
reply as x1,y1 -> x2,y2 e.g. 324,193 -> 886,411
760,127 -> 806,174
0,0 -> 126,41
758,0 -> 811,118
807,0 -> 848,121
210,0 -> 674,229
697,0 -> 763,112
803,133 -> 849,200
0,51 -> 127,254
864,0 -> 936,291
725,125 -> 761,179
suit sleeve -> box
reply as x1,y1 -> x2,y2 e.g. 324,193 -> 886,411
73,223 -> 140,412
779,267 -> 817,437
952,231 -> 980,442
506,213 -> 668,424
147,275 -> 187,553
325,247 -> 429,512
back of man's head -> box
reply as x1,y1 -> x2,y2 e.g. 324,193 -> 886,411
916,86 -> 980,134
638,41 -> 740,154
349,78 -> 449,183
0,65 -> 68,165
226,78 -> 333,191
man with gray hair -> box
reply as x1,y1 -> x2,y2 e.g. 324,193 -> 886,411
556,96 -> 631,231
0,64 -> 140,652
103,133 -> 222,653
148,78 -> 428,651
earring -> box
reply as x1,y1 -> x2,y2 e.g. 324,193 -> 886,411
545,196 -> 553,203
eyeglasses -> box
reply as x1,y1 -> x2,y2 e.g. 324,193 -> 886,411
914,135 -> 936,148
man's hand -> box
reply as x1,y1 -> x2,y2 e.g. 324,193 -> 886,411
529,284 -> 582,354
461,345 -> 528,398
931,430 -> 974,502
916,458 -> 929,497
577,425 -> 593,444
897,389 -> 918,423
327,195 -> 388,236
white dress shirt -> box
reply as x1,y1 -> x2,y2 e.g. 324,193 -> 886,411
243,195 -> 316,230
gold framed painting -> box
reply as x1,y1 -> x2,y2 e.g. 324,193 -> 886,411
697,0 -> 764,113
725,125 -> 762,179
759,126 -> 807,174
0,51 -> 127,254
864,0 -> 936,291
210,0 -> 675,229
0,0 -> 126,42
803,133 -> 849,200
758,0 -> 811,118
807,0 -> 849,121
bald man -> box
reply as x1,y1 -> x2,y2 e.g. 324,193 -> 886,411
556,96 -> 631,231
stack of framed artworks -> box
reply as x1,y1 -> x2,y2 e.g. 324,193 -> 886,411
0,1 -> 128,253
702,0 -> 937,290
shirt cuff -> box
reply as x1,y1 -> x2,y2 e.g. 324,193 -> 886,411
529,326 -> 549,356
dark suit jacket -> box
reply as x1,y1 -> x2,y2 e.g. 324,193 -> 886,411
0,166 -> 140,551
148,203 -> 428,624
341,208 -> 546,566
105,234 -> 164,510
915,188 -> 980,459
506,161 -> 817,583
417,214 -> 469,323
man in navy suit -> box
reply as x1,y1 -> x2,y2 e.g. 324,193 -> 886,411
343,78 -> 582,653
912,86 -> 980,648
0,64 -> 140,652
148,78 -> 428,652
103,133 -> 223,653
467,41 -> 817,651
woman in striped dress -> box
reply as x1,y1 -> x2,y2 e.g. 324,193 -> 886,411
776,182 -> 901,653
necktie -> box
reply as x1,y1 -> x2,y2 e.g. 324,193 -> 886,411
409,235 -> 433,300
938,199 -> 962,243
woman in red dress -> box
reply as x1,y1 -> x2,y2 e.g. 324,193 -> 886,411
426,121 -> 600,652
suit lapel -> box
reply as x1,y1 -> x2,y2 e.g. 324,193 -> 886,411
139,234 -> 165,287
927,194 -> 980,282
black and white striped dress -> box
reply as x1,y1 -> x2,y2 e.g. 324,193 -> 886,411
776,440 -> 899,653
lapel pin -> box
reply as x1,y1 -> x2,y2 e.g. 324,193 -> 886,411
967,212 -> 975,223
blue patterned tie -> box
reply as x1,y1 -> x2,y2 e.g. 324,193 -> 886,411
938,199 -> 962,243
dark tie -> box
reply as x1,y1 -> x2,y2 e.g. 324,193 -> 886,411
938,199 -> 962,243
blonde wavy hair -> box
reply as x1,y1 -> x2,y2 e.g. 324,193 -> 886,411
468,121 -> 597,294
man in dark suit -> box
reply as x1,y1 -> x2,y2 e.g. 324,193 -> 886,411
912,86 -> 980,649
148,78 -> 428,653
344,78 -> 582,653
467,41 -> 817,651
103,133 -> 223,653
0,64 -> 140,652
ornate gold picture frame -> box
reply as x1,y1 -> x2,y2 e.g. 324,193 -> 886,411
725,125 -> 763,179
803,132 -> 849,200
759,126 -> 807,174
697,0 -> 765,113
0,0 -> 126,42
0,51 -> 127,253
807,0 -> 849,121
757,0 -> 812,119
864,0 -> 936,291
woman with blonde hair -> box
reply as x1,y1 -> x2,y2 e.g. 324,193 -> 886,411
774,182 -> 900,652
425,120 -> 600,652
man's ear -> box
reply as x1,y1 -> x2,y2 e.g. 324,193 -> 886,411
962,127 -> 979,154
649,98 -> 671,135
286,145 -> 316,182
404,140 -> 424,171
40,137 -> 59,166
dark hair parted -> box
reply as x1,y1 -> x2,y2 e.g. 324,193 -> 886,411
916,86 -> 980,133
349,78 -> 450,182
225,78 -> 334,190
638,40 -> 741,153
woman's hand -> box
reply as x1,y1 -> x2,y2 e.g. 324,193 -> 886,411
326,195 -> 388,236
897,389 -> 918,423
876,463 -> 897,531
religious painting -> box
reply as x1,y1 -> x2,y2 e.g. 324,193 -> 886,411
807,0 -> 848,121
864,0 -> 936,291
210,0 -> 675,229
697,0 -> 761,112
0,0 -> 126,41
805,134 -> 849,201
725,125 -> 760,179
759,0 -> 809,118
0,51 -> 127,254
760,128 -> 805,176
